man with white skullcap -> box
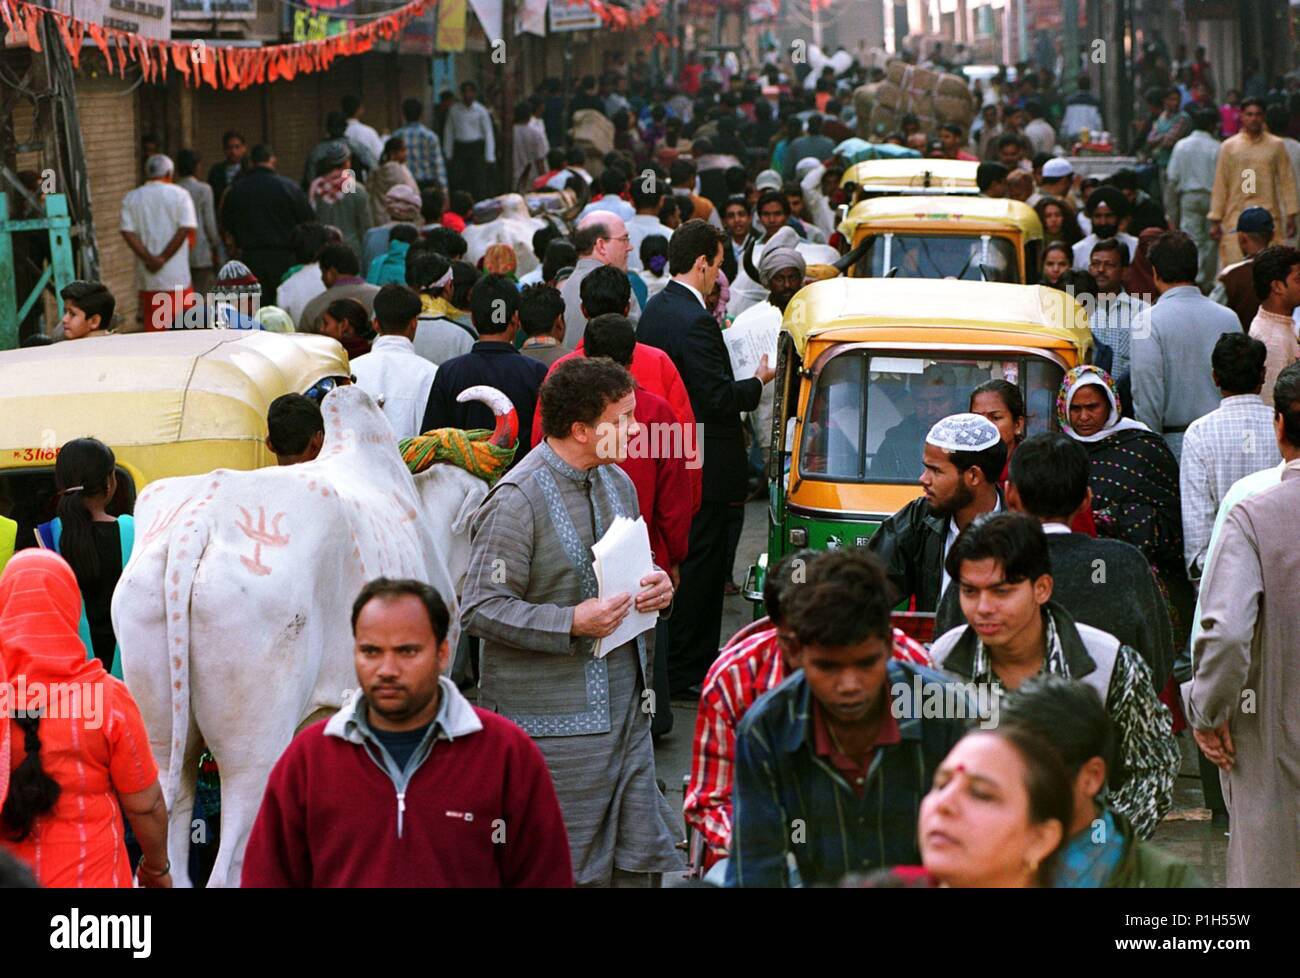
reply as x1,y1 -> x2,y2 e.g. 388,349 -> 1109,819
1037,157 -> 1077,208
120,153 -> 198,330
867,411 -> 1007,612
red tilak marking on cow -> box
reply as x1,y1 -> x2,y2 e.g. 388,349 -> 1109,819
236,506 -> 290,576
142,501 -> 187,548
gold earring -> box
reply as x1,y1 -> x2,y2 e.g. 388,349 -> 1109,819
1024,856 -> 1040,875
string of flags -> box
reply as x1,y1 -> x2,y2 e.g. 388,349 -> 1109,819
0,0 -> 663,91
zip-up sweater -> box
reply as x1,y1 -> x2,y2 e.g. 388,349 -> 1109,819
241,677 -> 574,887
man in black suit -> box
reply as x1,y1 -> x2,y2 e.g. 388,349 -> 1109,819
637,219 -> 776,696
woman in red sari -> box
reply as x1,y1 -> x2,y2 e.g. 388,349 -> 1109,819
1,550 -> 171,887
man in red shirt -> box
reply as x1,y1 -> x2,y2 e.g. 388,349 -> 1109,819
581,315 -> 693,584
582,313 -> 694,738
684,548 -> 931,880
938,122 -> 980,161
242,578 -> 574,887
529,267 -> 701,514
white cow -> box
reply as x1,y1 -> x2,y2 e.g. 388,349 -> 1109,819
113,384 -> 514,887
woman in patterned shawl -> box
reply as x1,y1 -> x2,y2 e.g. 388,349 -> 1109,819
1057,365 -> 1193,658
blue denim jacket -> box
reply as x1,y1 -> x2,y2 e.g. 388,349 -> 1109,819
726,659 -> 970,887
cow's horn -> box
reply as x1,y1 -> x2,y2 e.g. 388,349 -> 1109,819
457,385 -> 519,447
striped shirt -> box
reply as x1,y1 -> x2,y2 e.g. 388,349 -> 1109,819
1179,394 -> 1280,577
726,657 -> 965,887
684,624 -> 930,868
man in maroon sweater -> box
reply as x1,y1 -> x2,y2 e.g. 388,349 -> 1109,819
242,578 -> 574,887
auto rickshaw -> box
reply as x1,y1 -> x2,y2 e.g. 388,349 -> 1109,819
839,158 -> 979,205
745,278 -> 1092,633
838,195 -> 1044,284
0,330 -> 351,548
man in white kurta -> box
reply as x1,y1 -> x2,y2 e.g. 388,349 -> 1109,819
1191,368 -> 1300,886
350,285 -> 437,440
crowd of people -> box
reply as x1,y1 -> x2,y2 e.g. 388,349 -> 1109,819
3,37 -> 1298,891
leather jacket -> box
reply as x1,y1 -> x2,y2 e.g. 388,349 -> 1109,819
867,496 -> 950,613
867,491 -> 1002,613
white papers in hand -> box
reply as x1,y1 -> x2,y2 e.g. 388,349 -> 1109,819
722,306 -> 780,379
591,515 -> 659,658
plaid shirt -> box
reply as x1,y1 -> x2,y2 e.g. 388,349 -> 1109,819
1180,394 -> 1280,578
393,122 -> 448,189
1090,291 -> 1149,378
684,624 -> 931,868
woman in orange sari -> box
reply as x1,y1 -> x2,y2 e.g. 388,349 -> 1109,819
0,550 -> 171,887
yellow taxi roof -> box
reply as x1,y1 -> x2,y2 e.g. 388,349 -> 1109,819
782,278 -> 1092,358
841,158 -> 979,194
840,195 -> 1044,240
0,330 -> 349,452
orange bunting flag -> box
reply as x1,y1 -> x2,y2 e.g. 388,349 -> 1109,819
67,17 -> 84,67
52,13 -> 75,62
24,6 -> 42,51
171,42 -> 190,82
3,0 -> 649,93
87,24 -> 111,73
200,46 -> 217,88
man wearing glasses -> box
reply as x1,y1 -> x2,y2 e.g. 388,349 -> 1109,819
559,212 -> 641,349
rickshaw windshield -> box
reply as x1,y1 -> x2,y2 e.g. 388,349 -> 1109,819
798,352 -> 1064,484
856,233 -> 1019,283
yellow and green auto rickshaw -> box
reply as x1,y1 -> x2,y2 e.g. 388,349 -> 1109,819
838,195 -> 1044,284
0,330 -> 350,547
745,277 -> 1092,632
839,158 -> 980,205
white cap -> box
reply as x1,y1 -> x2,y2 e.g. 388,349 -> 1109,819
1041,158 -> 1073,180
926,413 -> 1002,453
755,169 -> 784,192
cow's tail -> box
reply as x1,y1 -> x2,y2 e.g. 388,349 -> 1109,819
162,516 -> 208,815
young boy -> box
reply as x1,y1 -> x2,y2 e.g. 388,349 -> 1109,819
58,281 -> 117,340
517,283 -> 566,367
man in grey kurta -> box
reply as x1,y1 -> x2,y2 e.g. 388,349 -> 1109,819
461,357 -> 682,886
1191,466 -> 1300,887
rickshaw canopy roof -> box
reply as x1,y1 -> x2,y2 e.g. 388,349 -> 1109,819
781,278 -> 1092,358
0,331 -> 349,452
840,158 -> 980,195
840,194 -> 1044,242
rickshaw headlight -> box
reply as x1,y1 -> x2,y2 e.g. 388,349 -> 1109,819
789,528 -> 808,546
